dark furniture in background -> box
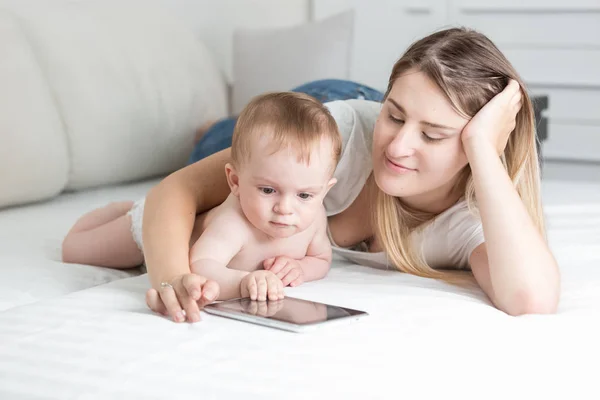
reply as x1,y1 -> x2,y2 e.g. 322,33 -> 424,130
532,95 -> 549,163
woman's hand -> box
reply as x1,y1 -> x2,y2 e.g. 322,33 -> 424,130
146,273 -> 220,323
461,79 -> 522,155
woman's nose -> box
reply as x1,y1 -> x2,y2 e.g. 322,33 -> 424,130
387,126 -> 418,159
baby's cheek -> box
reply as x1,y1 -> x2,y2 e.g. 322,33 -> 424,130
298,208 -> 317,227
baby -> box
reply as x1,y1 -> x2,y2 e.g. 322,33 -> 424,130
62,92 -> 341,303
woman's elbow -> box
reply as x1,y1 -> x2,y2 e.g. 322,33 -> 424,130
501,282 -> 560,316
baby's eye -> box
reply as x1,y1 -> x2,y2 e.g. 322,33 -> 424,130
260,187 -> 275,195
298,193 -> 313,200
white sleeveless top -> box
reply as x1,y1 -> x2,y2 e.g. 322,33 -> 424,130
323,99 -> 485,270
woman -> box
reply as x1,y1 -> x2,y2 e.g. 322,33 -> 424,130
143,27 -> 560,322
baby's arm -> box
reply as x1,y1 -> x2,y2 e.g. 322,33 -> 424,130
265,209 -> 332,286
298,215 -> 333,282
189,216 -> 248,300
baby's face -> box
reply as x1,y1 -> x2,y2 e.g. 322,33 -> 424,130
235,138 -> 336,239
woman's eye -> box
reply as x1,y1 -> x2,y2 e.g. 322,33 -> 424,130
421,132 -> 443,143
298,193 -> 312,200
388,114 -> 404,124
260,187 -> 275,194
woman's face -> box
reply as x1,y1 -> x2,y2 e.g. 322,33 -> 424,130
372,69 -> 471,212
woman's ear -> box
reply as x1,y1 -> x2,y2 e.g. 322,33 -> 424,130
225,163 -> 241,196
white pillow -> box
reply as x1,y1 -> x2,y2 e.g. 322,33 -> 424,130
231,10 -> 354,115
0,9 -> 68,209
24,0 -> 228,190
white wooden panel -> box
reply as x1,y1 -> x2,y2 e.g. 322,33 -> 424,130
162,0 -> 309,82
311,0 -> 354,19
543,123 -> 600,162
315,0 -> 449,90
530,88 -> 600,124
455,0 -> 600,13
452,14 -> 600,48
503,48 -> 600,88
542,160 -> 600,181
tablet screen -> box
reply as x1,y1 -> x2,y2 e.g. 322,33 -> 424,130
207,297 -> 367,326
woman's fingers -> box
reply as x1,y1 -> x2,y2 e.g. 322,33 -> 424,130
178,277 -> 201,323
159,283 -> 185,322
146,288 -> 168,316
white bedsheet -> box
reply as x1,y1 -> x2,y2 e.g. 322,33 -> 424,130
0,179 -> 599,399
0,178 -> 159,311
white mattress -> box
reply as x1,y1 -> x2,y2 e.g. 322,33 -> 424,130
0,179 -> 599,399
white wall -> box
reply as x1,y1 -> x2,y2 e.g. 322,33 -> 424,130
313,0 -> 600,167
162,0 -> 309,83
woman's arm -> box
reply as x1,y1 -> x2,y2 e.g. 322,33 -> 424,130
466,140 -> 560,315
463,82 -> 560,316
189,216 -> 249,301
143,148 -> 232,319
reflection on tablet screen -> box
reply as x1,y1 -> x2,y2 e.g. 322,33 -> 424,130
215,297 -> 360,325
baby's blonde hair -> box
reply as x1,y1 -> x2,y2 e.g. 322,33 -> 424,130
231,92 -> 341,173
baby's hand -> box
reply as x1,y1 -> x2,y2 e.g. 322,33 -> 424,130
264,256 -> 305,287
240,270 -> 284,301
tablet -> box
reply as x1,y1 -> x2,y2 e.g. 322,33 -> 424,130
204,296 -> 368,333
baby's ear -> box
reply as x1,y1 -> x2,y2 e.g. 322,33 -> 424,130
325,177 -> 337,194
225,163 -> 241,196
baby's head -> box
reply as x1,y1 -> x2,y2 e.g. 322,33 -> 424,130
225,92 -> 341,239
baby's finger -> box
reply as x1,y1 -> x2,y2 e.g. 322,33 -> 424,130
146,288 -> 168,316
267,280 -> 280,301
198,280 -> 220,308
159,284 -> 186,323
275,264 -> 293,280
263,258 -> 275,270
279,279 -> 285,299
281,269 -> 300,287
289,276 -> 304,287
267,275 -> 285,300
269,259 -> 287,274
247,277 -> 258,300
182,274 -> 202,301
257,277 -> 268,301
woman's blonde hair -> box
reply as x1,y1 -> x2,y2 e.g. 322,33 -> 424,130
374,27 -> 545,280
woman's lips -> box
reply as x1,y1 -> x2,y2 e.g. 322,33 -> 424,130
385,157 -> 416,174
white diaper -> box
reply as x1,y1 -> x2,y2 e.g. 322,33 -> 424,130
127,197 -> 146,253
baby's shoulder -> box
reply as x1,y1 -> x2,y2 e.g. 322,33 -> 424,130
205,195 -> 253,235
308,206 -> 328,237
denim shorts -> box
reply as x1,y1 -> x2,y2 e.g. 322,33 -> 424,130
187,79 -> 384,165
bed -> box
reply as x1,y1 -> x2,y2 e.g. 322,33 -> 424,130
1,1 -> 599,398
0,179 -> 599,399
